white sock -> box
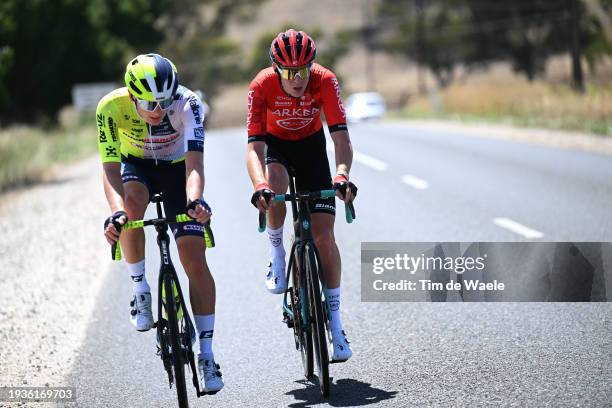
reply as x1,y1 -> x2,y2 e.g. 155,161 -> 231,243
127,260 -> 150,294
324,286 -> 343,334
195,314 -> 215,359
267,225 -> 286,261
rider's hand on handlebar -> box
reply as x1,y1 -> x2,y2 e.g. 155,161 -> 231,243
186,198 -> 212,224
333,174 -> 358,203
104,210 -> 128,245
250,182 -> 275,212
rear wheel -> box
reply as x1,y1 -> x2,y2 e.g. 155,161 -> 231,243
164,275 -> 189,408
305,243 -> 329,397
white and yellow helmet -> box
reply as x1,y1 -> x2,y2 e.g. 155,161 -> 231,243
124,53 -> 179,101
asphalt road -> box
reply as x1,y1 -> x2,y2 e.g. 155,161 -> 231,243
65,122 -> 612,407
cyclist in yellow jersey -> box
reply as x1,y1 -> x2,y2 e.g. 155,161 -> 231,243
97,53 -> 223,393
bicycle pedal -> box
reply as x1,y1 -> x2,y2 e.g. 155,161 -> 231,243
282,312 -> 294,328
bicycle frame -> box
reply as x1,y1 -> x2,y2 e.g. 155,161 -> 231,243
281,176 -> 326,330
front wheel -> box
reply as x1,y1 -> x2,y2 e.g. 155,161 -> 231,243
164,274 -> 189,407
305,243 -> 330,397
290,250 -> 313,380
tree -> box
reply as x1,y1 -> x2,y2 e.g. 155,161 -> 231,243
0,0 -> 171,123
376,0 -> 610,89
156,0 -> 268,99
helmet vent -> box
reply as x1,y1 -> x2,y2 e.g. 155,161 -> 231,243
128,82 -> 142,95
139,79 -> 151,92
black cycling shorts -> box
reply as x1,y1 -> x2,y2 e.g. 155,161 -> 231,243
120,156 -> 205,240
264,128 -> 335,216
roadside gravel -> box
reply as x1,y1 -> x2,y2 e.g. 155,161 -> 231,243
0,156 -> 112,395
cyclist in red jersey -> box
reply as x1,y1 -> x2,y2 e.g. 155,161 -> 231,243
246,29 -> 357,362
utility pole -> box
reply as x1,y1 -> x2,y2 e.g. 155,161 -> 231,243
569,0 -> 585,93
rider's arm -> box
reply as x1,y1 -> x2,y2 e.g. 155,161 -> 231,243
182,92 -> 206,202
321,71 -> 353,178
246,141 -> 267,188
185,151 -> 204,202
246,79 -> 269,189
96,95 -> 125,212
330,129 -> 353,178
102,163 -> 126,212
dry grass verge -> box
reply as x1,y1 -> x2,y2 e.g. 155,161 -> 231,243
0,126 -> 95,193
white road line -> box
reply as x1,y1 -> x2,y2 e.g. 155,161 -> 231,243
493,217 -> 544,239
401,175 -> 429,190
327,146 -> 388,171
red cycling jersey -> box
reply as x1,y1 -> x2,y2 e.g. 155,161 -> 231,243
247,63 -> 347,142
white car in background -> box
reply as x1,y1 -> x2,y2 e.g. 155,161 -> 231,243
344,92 -> 387,123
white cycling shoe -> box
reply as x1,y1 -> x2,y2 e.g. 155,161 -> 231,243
198,357 -> 224,393
330,330 -> 353,362
130,292 -> 154,332
265,258 -> 287,294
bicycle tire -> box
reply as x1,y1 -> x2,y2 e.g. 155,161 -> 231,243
164,274 -> 189,407
290,250 -> 313,380
304,243 -> 330,397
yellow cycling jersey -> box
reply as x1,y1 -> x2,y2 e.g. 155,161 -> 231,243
96,86 -> 205,163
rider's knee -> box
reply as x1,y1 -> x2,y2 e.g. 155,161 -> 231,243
313,229 -> 336,251
124,191 -> 148,218
267,165 -> 288,192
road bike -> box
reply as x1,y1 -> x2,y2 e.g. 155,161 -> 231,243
111,194 -> 215,408
258,176 -> 355,397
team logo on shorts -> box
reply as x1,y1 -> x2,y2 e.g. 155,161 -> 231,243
183,224 -> 204,232
276,117 -> 313,131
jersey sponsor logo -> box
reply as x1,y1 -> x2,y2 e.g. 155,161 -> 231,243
105,146 -> 118,157
144,134 -> 179,144
188,140 -> 204,152
247,90 -> 254,110
276,117 -> 314,131
194,127 -> 204,140
124,114 -> 130,120
271,107 -> 320,117
108,117 -> 118,142
99,130 -> 107,143
189,97 -> 202,125
150,117 -> 176,136
331,77 -> 346,118
274,96 -> 292,107
96,114 -> 105,130
247,90 -> 255,126
131,119 -> 140,125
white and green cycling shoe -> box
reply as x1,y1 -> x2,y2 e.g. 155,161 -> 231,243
130,292 -> 154,332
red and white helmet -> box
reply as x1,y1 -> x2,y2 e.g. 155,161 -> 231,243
269,29 -> 316,68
